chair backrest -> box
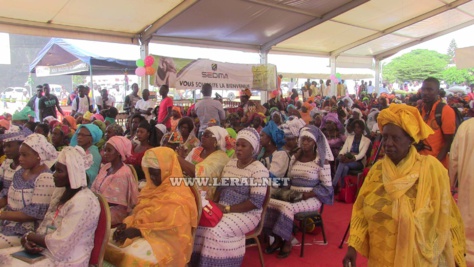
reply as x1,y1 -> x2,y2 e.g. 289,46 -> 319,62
127,164 -> 139,181
90,193 -> 111,267
247,186 -> 271,238
189,184 -> 202,238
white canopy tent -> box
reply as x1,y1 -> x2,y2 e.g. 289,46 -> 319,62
1,0 -> 474,98
455,46 -> 474,69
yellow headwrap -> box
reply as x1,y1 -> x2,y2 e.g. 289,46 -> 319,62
377,104 -> 433,143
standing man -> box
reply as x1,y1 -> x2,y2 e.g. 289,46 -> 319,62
70,85 -> 92,116
95,89 -> 115,112
195,83 -> 225,137
26,85 -> 43,122
366,81 -> 374,95
449,118 -> 474,266
135,89 -> 154,122
418,77 -> 456,168
157,85 -> 173,130
124,83 -> 141,114
39,83 -> 64,121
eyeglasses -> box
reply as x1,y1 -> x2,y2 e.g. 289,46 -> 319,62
77,133 -> 92,137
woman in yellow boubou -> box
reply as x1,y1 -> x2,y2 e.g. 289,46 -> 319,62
105,147 -> 198,267
343,104 -> 466,267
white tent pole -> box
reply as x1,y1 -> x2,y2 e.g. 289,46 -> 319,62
330,56 -> 336,96
259,48 -> 268,104
89,64 -> 95,109
374,59 -> 381,95
140,42 -> 149,92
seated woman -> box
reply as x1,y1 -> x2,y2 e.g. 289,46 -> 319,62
0,127 -> 32,206
333,119 -> 371,187
257,120 -> 289,184
50,123 -> 72,151
161,117 -> 200,157
0,134 -> 57,249
62,115 -> 77,132
343,104 -> 466,267
126,114 -> 145,146
191,127 -> 269,267
264,125 -> 333,258
105,123 -> 124,141
125,121 -> 153,181
105,147 -> 198,267
70,124 -> 103,186
92,136 -> 139,226
11,146 -> 101,266
280,116 -> 306,157
177,126 -> 230,200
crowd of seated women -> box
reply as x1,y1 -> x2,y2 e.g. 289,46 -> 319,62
0,85 -> 465,266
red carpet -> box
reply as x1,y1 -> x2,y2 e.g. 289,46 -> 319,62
242,201 -> 368,267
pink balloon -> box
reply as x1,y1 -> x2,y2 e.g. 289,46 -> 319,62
144,56 -> 155,67
135,67 -> 146,77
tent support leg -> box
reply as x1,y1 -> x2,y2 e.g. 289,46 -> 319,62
140,42 -> 149,92
330,56 -> 337,97
374,59 -> 381,95
259,48 -> 268,104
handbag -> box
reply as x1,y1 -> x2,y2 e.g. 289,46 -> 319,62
271,188 -> 303,203
198,201 -> 223,227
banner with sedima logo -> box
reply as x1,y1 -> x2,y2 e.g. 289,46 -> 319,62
150,56 -> 277,91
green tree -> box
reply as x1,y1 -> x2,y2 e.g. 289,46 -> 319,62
72,75 -> 85,87
382,49 -> 449,83
442,67 -> 474,84
447,39 -> 457,64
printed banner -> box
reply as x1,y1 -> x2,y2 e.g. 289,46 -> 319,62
150,56 -> 277,91
35,59 -> 89,77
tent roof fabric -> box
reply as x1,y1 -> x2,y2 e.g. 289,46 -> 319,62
1,0 -> 474,63
29,38 -> 137,75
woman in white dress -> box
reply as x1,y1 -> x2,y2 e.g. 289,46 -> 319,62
191,127 -> 269,267
264,125 -> 334,258
17,146 -> 100,267
0,134 -> 57,249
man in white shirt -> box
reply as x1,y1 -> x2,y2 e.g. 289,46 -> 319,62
367,81 -> 374,94
95,89 -> 115,112
71,85 -> 92,116
195,83 -> 225,137
26,85 -> 43,122
135,89 -> 154,122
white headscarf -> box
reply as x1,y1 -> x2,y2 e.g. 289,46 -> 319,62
282,116 -> 306,138
206,126 -> 229,152
155,124 -> 168,135
23,134 -> 58,168
236,127 -> 260,156
57,146 -> 93,189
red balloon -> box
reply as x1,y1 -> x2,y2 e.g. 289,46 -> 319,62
144,56 -> 155,67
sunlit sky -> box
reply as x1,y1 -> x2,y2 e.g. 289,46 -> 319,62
1,24 -> 474,74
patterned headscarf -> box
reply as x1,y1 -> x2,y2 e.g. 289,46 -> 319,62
262,120 -> 286,149
236,127 -> 260,156
23,133 -> 58,167
281,116 -> 306,138
378,104 -> 434,143
57,146 -> 93,189
54,123 -> 72,139
70,124 -> 104,146
0,125 -> 32,142
106,136 -> 132,161
298,125 -> 327,167
206,126 -> 229,152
